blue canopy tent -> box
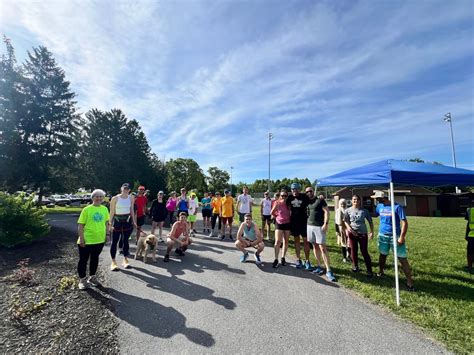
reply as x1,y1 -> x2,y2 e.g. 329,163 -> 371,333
317,159 -> 474,305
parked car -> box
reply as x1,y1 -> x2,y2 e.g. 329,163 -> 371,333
49,194 -> 71,206
33,195 -> 52,206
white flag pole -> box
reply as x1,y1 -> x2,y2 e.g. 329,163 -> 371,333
389,182 -> 400,306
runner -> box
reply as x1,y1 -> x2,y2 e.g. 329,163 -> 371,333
187,191 -> 198,235
373,190 -> 415,291
235,214 -> 264,265
306,186 -> 336,281
150,191 -> 167,242
134,185 -> 148,243
236,186 -> 253,222
210,192 -> 222,237
109,183 -> 136,270
77,189 -> 109,289
344,194 -> 374,277
201,192 -> 212,234
166,191 -> 178,226
260,191 -> 272,240
287,182 -> 311,269
220,189 -> 235,241
164,212 -> 193,262
177,188 -> 189,215
271,190 -> 291,268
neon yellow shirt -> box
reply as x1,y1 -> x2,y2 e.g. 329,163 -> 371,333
77,205 -> 109,245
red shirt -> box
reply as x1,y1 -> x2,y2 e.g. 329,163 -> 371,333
135,195 -> 148,217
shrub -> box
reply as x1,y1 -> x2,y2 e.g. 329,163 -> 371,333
0,192 -> 50,248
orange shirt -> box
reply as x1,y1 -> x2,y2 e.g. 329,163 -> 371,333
211,197 -> 222,214
220,196 -> 234,217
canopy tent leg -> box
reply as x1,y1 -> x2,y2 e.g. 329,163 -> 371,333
389,182 -> 400,306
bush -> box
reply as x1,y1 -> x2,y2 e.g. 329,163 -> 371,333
0,192 -> 50,248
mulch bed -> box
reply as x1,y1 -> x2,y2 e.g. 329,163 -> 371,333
0,226 -> 119,353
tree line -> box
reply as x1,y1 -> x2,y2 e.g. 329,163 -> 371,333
1,37 -> 324,201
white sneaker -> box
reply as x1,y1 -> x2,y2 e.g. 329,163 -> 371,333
78,277 -> 89,290
208,232 -> 213,237
88,275 -> 100,287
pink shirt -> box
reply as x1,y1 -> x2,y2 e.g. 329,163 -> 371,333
274,200 -> 290,224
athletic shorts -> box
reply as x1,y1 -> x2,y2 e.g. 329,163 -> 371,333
221,217 -> 233,225
167,235 -> 191,247
137,216 -> 145,227
262,215 -> 272,222
467,238 -> 474,254
276,222 -> 291,231
378,233 -> 407,258
307,225 -> 326,245
187,214 -> 197,222
290,221 -> 307,238
202,209 -> 212,218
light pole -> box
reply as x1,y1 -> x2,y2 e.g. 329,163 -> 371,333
268,133 -> 273,192
230,166 -> 234,195
443,113 -> 459,193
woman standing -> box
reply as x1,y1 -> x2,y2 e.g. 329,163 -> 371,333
166,191 -> 178,226
77,189 -> 109,290
201,192 -> 212,234
109,183 -> 136,271
335,198 -> 350,262
344,194 -> 374,277
150,191 -> 167,242
271,190 -> 291,268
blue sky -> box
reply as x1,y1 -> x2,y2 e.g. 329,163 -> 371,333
1,0 -> 473,183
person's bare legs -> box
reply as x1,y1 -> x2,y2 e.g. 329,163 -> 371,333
151,221 -> 157,235
318,243 -> 332,271
312,243 -> 323,267
399,257 -> 414,287
274,230 -> 283,260
378,254 -> 388,275
303,237 -> 311,261
282,231 -> 290,258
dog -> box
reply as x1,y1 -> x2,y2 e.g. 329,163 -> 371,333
135,234 -> 158,263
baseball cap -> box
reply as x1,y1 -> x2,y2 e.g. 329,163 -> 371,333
121,183 -> 130,189
290,182 -> 301,190
158,190 -> 164,194
224,189 -> 230,193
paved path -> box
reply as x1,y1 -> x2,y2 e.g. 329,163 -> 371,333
48,214 -> 447,354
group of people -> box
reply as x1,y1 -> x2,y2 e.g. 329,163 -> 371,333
76,182 -> 415,291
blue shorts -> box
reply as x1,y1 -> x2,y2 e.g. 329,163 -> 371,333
378,233 -> 407,258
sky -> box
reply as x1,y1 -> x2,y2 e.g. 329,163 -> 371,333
1,0 -> 473,184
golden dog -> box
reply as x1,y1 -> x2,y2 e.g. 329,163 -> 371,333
135,234 -> 158,263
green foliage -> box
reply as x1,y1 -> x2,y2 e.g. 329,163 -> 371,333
206,166 -> 230,193
166,158 -> 207,192
0,192 -> 50,248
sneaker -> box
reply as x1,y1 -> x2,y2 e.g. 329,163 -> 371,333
254,253 -> 262,265
158,237 -> 164,243
272,259 -> 279,268
175,248 -> 185,256
376,272 -> 385,277
312,266 -> 324,275
193,229 -> 197,234
122,259 -> 131,269
78,278 -> 89,290
88,275 -> 100,287
240,252 -> 249,263
305,260 -> 313,271
367,271 -> 374,278
295,259 -> 303,269
208,232 -> 213,238
110,261 -> 119,271
203,229 -> 206,234
351,266 -> 360,273
342,258 -> 347,263
163,254 -> 170,262
228,235 -> 234,241
281,257 -> 286,266
406,284 -> 416,292
326,270 -> 337,282
119,249 -> 123,255
219,234 -> 225,240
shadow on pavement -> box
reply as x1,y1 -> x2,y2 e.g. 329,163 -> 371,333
99,287 -> 215,347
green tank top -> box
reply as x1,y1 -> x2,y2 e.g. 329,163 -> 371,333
243,223 -> 256,241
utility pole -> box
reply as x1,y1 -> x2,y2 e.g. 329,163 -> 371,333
230,166 -> 234,195
443,113 -> 459,193
268,132 -> 273,192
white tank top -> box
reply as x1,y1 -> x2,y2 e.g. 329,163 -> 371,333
115,195 -> 131,215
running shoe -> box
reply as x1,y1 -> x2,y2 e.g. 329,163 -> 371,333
406,284 -> 416,292
367,271 -> 374,278
228,235 -> 234,241
312,266 -> 324,275
219,234 -> 225,240
163,254 -> 170,262
240,252 -> 249,263
280,257 -> 286,266
254,253 -> 262,265
326,270 -> 337,282
175,248 -> 185,256
110,261 -> 119,271
78,278 -> 89,290
272,259 -> 279,268
295,259 -> 303,269
122,259 -> 131,269
193,229 -> 197,234
305,260 -> 313,271
88,275 -> 100,287
158,237 -> 164,243
208,232 -> 213,238
351,266 -> 360,273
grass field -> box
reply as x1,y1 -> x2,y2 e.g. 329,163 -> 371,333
42,205 -> 84,214
245,207 -> 473,354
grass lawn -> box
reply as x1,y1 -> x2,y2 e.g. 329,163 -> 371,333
42,205 -> 84,214
245,207 -> 473,354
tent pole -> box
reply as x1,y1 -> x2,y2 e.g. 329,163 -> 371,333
390,182 -> 400,306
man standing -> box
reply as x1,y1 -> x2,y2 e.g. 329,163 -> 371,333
220,189 -> 235,241
260,191 -> 272,240
373,191 -> 415,291
236,186 -> 253,223
287,182 -> 311,269
210,192 -> 222,237
134,185 -> 148,242
306,187 -> 336,281
465,207 -> 474,273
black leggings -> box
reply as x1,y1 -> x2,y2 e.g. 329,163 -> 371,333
77,243 -> 105,279
168,210 -> 175,226
111,220 -> 132,258
211,213 -> 221,230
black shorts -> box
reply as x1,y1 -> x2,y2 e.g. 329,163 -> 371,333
276,223 -> 291,231
202,209 -> 212,218
262,215 -> 272,222
137,216 -> 146,227
291,221 -> 307,237
468,238 -> 474,254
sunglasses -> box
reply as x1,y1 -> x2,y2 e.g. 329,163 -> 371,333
281,194 -> 288,197
305,190 -> 313,194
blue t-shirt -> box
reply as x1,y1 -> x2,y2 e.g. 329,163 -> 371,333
375,203 -> 406,236
201,197 -> 212,210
